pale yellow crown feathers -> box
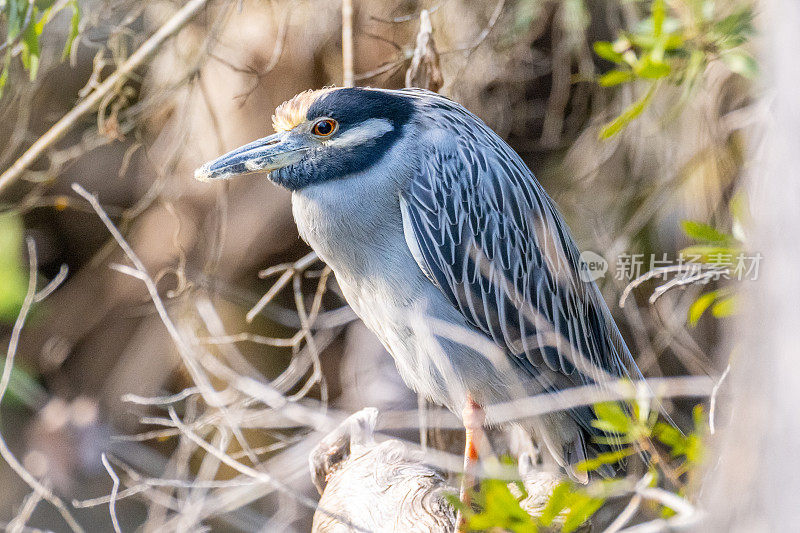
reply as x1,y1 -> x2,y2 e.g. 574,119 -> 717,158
271,87 -> 337,132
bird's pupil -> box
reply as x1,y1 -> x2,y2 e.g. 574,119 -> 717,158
315,120 -> 332,135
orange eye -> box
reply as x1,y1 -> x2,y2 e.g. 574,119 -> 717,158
312,119 -> 337,137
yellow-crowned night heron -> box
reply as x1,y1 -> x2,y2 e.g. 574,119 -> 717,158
195,87 -> 640,492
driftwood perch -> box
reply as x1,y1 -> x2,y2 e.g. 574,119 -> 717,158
310,408 -> 454,532
309,408 -> 564,532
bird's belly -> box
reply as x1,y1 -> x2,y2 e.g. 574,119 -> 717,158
339,274 -> 504,410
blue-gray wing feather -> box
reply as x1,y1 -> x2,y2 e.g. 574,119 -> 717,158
399,101 -> 641,420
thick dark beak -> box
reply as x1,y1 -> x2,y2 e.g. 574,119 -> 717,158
194,132 -> 309,181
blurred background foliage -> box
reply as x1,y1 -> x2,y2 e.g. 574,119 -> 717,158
0,0 -> 755,530
0,0 -> 80,96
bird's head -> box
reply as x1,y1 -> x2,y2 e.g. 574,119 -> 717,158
194,87 -> 416,190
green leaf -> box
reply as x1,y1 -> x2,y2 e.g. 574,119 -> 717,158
563,494 -> 605,532
681,220 -> 732,243
593,41 -> 624,63
684,434 -> 704,465
653,422 -> 684,449
662,33 -> 685,50
462,478 -> 537,532
20,7 -> 42,80
721,50 -> 757,79
661,504 -> 678,518
729,190 -> 752,229
652,0 -> 665,37
443,491 -> 466,513
592,402 -> 632,434
539,481 -> 572,526
688,290 -> 718,326
599,83 -> 656,139
598,69 -> 634,87
692,405 -> 706,430
61,0 -> 80,60
655,417 -> 706,466
633,16 -> 681,37
0,51 -> 11,98
713,8 -> 755,41
575,447 -> 636,473
635,57 -> 671,79
0,214 -> 28,322
679,245 -> 737,263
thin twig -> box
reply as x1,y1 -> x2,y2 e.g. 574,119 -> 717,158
122,387 -> 204,406
341,0 -> 354,87
619,263 -> 729,307
485,376 -> 713,426
33,264 -> 69,302
73,486 -> 147,510
463,0 -> 505,59
709,363 -> 730,435
247,269 -> 293,322
85,185 -> 269,474
617,487 -> 702,532
231,0 -> 296,105
100,454 -> 122,533
442,0 -> 505,93
355,58 -> 407,82
199,332 -> 300,348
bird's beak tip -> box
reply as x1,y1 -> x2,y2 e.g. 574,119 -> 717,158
193,164 -> 213,182
193,161 -> 236,182
193,163 -> 265,182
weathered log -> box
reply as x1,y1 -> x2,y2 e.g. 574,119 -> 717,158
310,408 -> 455,532
309,408 -> 564,532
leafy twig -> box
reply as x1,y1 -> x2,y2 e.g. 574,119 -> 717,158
0,0 -> 212,194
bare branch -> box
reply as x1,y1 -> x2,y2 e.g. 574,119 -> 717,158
342,0 -> 354,87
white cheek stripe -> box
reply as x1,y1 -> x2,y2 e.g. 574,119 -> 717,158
324,118 -> 394,148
